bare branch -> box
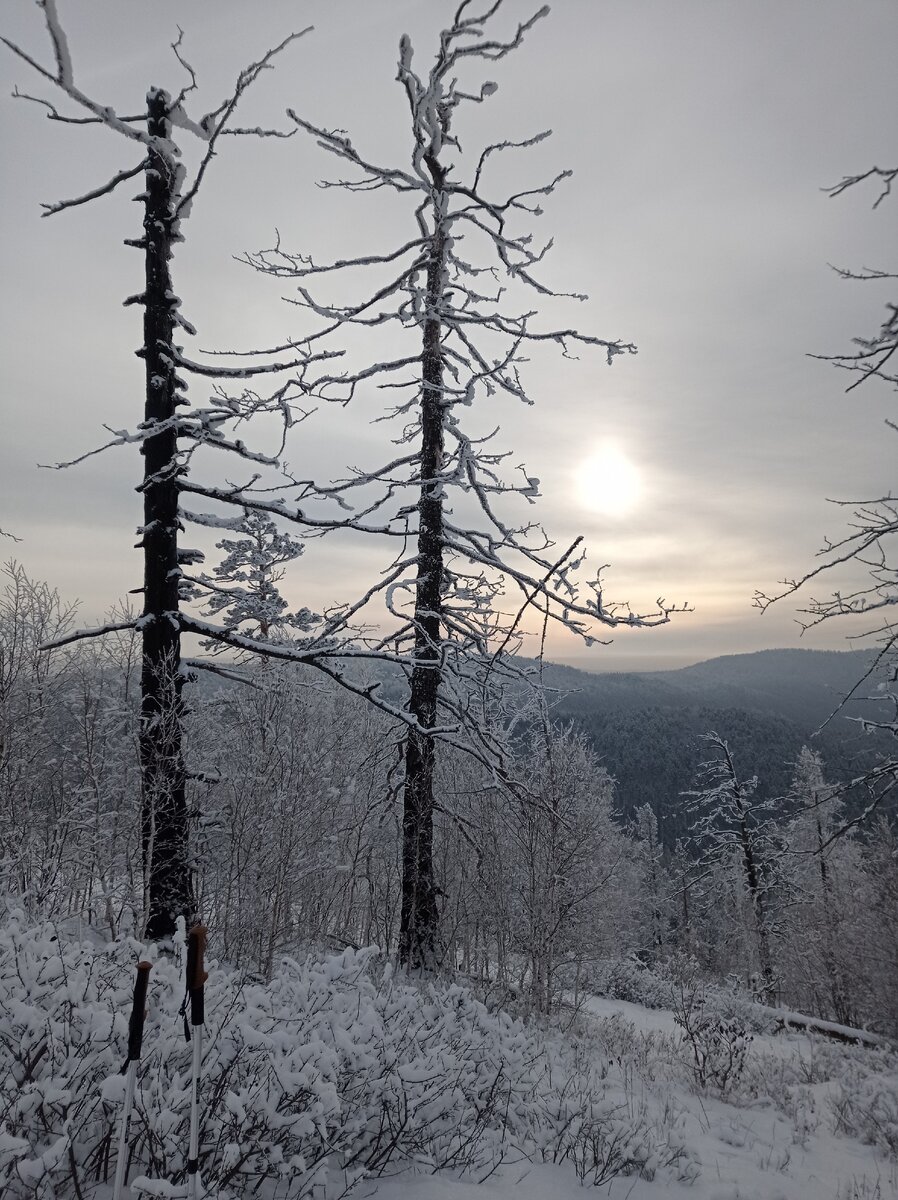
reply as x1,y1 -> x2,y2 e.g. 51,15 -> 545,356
11,86 -> 146,124
41,159 -> 147,217
826,164 -> 898,209
175,27 -> 313,218
39,618 -> 136,652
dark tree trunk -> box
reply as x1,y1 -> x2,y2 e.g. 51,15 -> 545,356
398,205 -> 447,969
737,813 -> 775,1005
139,88 -> 193,941
816,815 -> 852,1026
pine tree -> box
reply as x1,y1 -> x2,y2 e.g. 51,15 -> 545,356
198,508 -> 315,640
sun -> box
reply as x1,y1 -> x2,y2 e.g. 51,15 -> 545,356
575,443 -> 642,516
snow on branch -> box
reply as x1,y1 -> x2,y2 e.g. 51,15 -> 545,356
181,614 -> 446,730
39,0 -> 73,86
286,110 -> 419,192
241,235 -> 429,280
1,24 -> 153,146
2,8 -> 311,222
174,27 -> 313,218
40,158 -> 148,218
11,86 -> 147,125
38,617 -> 137,652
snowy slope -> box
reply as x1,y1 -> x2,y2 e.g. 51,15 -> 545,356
2,921 -> 895,1199
366,995 -> 898,1200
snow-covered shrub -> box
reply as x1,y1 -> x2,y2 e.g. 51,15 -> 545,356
830,1056 -> 898,1158
835,1177 -> 886,1200
741,1050 -> 822,1142
590,1012 -> 681,1084
709,982 -> 777,1035
793,1040 -> 852,1086
783,1084 -> 819,1146
668,961 -> 752,1095
601,955 -> 675,1010
599,953 -> 770,1039
679,1013 -> 752,1095
534,1038 -> 700,1186
0,915 -> 698,1198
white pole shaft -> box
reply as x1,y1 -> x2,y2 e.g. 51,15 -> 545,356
186,1025 -> 202,1200
112,1061 -> 138,1200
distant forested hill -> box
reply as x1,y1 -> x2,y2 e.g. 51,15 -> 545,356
540,649 -> 891,843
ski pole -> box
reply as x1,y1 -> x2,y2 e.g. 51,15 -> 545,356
113,960 -> 152,1200
183,924 -> 208,1200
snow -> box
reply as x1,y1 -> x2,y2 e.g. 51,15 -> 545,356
580,991 -> 682,1036
771,1009 -> 890,1049
361,991 -> 898,1200
358,1164 -> 583,1200
361,1056 -> 896,1200
2,917 -> 895,1199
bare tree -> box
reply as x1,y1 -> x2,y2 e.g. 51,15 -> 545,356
2,4 -> 312,939
784,747 -> 854,1024
815,166 -> 898,393
684,733 -> 778,1004
231,0 -> 680,967
5,1 -> 680,957
0,562 -> 76,911
756,162 -> 898,834
631,803 -> 674,962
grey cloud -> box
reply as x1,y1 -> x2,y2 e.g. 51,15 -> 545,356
2,0 -> 896,669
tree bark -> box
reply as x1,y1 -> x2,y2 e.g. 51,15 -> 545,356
816,814 -> 852,1025
398,201 -> 447,969
139,88 -> 193,941
737,813 -> 775,1005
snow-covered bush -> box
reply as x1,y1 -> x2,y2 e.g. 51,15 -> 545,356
740,1050 -> 822,1142
0,915 -> 696,1198
667,960 -> 752,1095
590,1012 -> 682,1084
709,982 -> 777,1035
534,1033 -> 700,1186
830,1055 -> 898,1158
835,1177 -> 887,1200
601,955 -> 675,1010
599,954 -> 771,1038
677,1012 -> 752,1095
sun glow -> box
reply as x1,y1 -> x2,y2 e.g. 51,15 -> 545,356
575,443 -> 642,516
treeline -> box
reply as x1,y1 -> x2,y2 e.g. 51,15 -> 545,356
1,562 -> 896,1033
553,657 -> 890,843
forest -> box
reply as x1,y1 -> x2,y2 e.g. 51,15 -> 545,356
1,2 -> 897,1199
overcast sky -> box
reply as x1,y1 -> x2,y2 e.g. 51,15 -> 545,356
1,0 -> 896,670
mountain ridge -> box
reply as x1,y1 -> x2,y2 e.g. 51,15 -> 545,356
533,647 -> 890,842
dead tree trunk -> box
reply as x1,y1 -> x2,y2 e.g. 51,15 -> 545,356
398,212 -> 447,970
816,815 -> 853,1025
3,10 -> 313,942
737,809 -> 775,1005
138,88 -> 192,941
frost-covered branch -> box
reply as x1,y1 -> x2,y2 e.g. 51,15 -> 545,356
2,8 -> 310,223
39,618 -> 137,652
40,159 -> 148,217
756,157 -> 898,849
174,28 -> 312,218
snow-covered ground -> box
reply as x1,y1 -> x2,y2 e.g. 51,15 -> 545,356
366,995 -> 898,1200
2,921 -> 896,1199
